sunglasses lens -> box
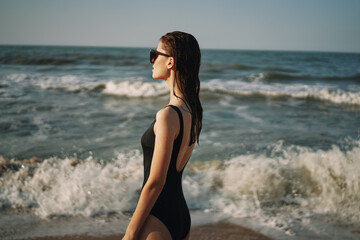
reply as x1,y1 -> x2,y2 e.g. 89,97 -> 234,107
150,50 -> 157,63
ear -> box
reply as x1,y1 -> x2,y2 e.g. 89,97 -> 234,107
167,57 -> 175,70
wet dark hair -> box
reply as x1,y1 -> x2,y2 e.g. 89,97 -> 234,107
160,31 -> 203,145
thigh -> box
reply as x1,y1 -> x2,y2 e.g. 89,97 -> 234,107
138,214 -> 172,240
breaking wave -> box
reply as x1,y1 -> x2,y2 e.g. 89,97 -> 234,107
244,72 -> 360,82
3,73 -> 360,105
0,140 -> 359,232
204,78 -> 360,105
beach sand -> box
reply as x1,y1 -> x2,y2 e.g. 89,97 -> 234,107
26,222 -> 272,240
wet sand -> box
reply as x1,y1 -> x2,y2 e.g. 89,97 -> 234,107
26,222 -> 271,240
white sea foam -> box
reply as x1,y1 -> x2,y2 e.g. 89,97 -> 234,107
35,74 -> 97,92
204,78 -> 360,105
101,80 -> 169,97
183,139 -> 360,233
3,73 -> 28,83
1,141 -> 359,225
1,73 -> 96,92
0,150 -> 144,218
3,73 -> 359,105
0,140 -> 359,237
5,73 -> 169,98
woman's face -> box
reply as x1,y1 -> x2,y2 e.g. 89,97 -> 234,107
152,41 -> 171,80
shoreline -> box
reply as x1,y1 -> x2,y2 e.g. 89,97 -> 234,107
26,222 -> 272,240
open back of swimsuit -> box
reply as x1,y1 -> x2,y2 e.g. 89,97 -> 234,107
141,105 -> 191,240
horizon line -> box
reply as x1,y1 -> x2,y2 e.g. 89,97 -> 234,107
0,43 -> 359,54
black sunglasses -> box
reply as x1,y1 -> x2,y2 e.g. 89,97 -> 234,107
150,49 -> 171,63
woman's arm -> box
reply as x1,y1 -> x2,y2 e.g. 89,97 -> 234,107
123,107 -> 179,239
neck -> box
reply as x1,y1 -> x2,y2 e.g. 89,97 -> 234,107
166,70 -> 184,106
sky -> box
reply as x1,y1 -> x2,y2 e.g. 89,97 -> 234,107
0,0 -> 359,53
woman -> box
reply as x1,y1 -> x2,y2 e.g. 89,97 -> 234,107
122,31 -> 202,240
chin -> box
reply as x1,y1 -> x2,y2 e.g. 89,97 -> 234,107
152,74 -> 164,80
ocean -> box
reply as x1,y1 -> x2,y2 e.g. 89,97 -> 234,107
0,45 -> 359,239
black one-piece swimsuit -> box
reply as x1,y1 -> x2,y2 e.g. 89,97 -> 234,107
141,105 -> 191,240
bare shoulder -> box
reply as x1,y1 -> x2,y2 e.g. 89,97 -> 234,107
155,106 -> 178,123
154,107 -> 179,136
